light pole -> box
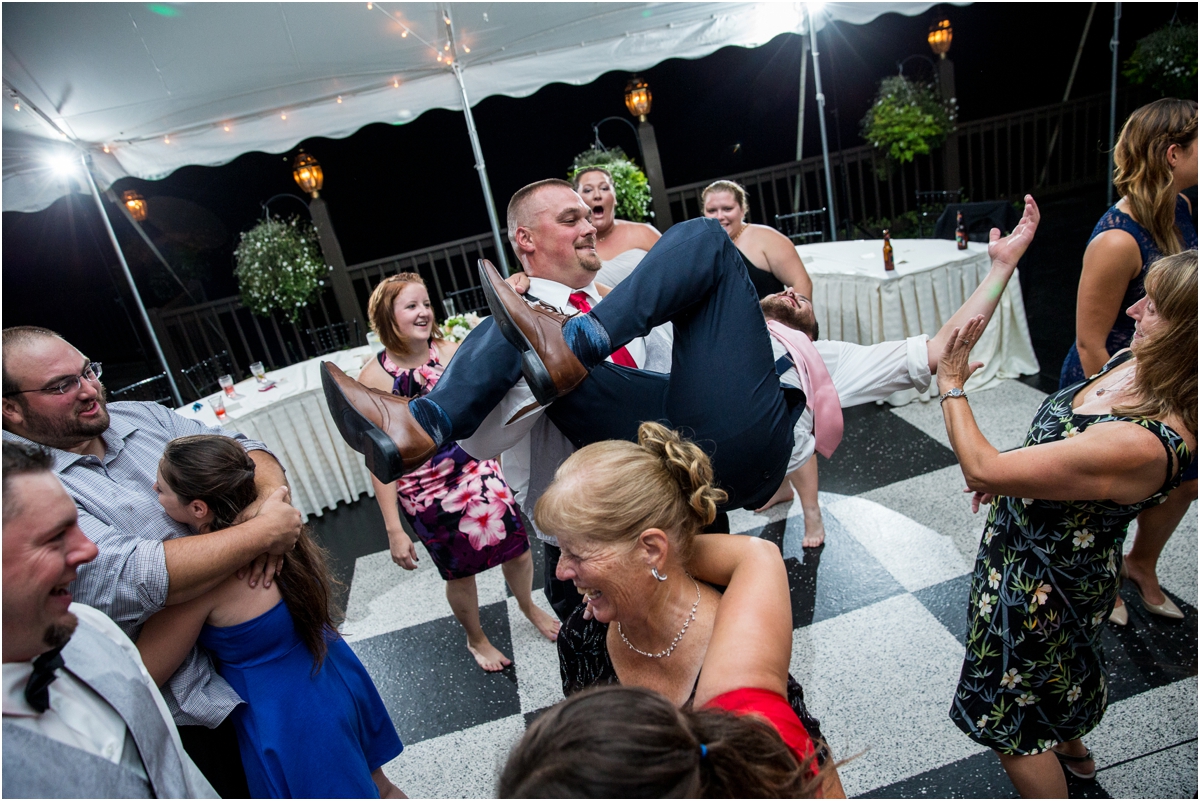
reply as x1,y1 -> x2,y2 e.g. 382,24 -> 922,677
928,18 -> 960,195
624,77 -> 673,230
290,150 -> 365,344
807,12 -> 838,241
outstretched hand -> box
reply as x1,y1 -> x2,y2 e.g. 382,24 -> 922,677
988,194 -> 1040,269
964,488 -> 996,513
936,315 -> 986,394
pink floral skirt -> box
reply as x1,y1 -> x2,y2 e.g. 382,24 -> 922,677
395,442 -> 528,581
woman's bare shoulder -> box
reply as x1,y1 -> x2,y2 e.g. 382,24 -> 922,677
435,338 -> 460,363
356,353 -> 392,391
614,219 -> 661,248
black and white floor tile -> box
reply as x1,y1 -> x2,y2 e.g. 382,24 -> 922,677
310,378 -> 1197,799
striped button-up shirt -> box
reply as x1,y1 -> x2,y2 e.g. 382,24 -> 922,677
3,400 -> 274,727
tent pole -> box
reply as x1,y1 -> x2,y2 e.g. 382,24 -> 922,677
808,18 -> 838,241
80,155 -> 184,407
1107,2 -> 1121,206
451,63 -> 511,277
793,34 -> 809,213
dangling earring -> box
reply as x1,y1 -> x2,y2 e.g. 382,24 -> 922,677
651,567 -> 668,582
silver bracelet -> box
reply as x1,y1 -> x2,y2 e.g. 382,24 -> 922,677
939,387 -> 968,404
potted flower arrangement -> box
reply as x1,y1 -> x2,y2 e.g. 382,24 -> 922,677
440,312 -> 483,344
860,75 -> 957,179
569,146 -> 652,222
233,216 -> 329,324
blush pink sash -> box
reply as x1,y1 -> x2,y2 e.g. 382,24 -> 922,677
766,320 -> 844,459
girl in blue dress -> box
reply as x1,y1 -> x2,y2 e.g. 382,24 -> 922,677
138,435 -> 405,799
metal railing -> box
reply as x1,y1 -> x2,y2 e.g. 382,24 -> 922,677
146,92 -> 1129,397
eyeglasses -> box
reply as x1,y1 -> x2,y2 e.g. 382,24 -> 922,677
4,362 -> 103,397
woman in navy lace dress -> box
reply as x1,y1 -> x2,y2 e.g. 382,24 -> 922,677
357,273 -> 560,672
1060,98 -> 1197,628
941,252 -> 1196,797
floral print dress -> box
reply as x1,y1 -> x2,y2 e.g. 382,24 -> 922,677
949,351 -> 1192,755
381,348 -> 529,581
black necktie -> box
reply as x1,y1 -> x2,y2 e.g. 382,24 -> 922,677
25,646 -> 65,713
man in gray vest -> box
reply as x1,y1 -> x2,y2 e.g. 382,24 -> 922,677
2,441 -> 216,798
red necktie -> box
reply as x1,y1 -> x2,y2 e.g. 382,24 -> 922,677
568,292 -> 638,368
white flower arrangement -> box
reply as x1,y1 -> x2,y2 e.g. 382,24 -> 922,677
441,312 -> 482,344
234,216 -> 329,324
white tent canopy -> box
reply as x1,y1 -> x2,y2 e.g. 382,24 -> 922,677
3,2 -> 946,213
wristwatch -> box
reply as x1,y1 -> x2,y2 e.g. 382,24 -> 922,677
939,387 -> 968,404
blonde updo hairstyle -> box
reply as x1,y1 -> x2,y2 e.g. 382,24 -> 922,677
1113,98 -> 1197,256
535,422 -> 728,562
573,167 -> 614,195
367,272 -> 444,357
701,180 -> 751,221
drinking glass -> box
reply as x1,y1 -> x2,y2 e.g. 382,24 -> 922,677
219,374 -> 235,397
250,362 -> 267,382
207,395 -> 228,420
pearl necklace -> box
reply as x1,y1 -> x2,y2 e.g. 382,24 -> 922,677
618,574 -> 701,659
730,222 -> 749,242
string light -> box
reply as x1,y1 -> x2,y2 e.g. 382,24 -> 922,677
366,2 -> 372,7
401,29 -> 408,37
102,144 -> 111,153
281,112 -> 287,120
393,78 -> 400,88
163,135 -> 170,144
336,95 -> 343,103
444,43 -> 450,50
223,124 -> 231,132
436,53 -> 442,62
12,101 -> 19,111
463,46 -> 470,53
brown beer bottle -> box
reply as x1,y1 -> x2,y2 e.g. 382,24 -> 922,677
955,210 -> 968,250
883,229 -> 895,272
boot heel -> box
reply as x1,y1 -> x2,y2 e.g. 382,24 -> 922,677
522,351 -> 559,406
363,428 -> 405,484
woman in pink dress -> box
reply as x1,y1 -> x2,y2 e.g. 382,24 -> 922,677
357,273 -> 560,671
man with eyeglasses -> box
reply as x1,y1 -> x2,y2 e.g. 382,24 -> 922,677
1,326 -> 302,797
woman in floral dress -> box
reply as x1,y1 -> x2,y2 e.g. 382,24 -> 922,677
358,273 -> 560,671
935,251 -> 1196,797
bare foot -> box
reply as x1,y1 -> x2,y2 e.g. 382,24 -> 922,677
523,604 -> 561,642
467,637 -> 512,672
756,483 -> 795,513
802,521 -> 826,548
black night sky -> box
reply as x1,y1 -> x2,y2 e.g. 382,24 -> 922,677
3,2 -> 1192,376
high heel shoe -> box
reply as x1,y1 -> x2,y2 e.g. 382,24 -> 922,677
1108,598 -> 1129,626
1121,563 -> 1184,620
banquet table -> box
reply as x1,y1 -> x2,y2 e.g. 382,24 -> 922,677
174,345 -> 379,522
795,239 -> 1040,405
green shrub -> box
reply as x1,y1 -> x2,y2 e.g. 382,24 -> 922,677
569,146 -> 652,223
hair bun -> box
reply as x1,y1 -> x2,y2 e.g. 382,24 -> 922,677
636,422 -> 727,527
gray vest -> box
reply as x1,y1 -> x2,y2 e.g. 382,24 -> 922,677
3,617 -> 192,799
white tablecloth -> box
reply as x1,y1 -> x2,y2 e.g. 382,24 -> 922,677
175,346 -> 379,521
796,239 -> 1040,405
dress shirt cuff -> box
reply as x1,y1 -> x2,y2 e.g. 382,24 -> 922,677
906,335 -> 933,394
163,648 -> 243,728
129,540 -> 170,628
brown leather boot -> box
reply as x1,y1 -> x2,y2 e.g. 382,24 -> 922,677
478,259 -> 589,406
320,362 -> 437,483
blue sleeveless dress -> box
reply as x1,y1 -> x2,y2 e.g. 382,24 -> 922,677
199,601 -> 403,798
1059,195 -> 1196,388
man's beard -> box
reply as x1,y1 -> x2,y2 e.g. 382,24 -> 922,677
761,297 -> 820,341
18,386 -> 110,446
577,246 -> 602,274
44,615 -> 78,650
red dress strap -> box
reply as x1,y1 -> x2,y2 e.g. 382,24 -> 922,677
703,687 -> 816,771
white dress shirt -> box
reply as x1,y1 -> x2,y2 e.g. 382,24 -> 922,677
774,334 -> 933,472
2,603 -> 217,797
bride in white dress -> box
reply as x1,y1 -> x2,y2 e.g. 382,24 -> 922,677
574,168 -> 661,287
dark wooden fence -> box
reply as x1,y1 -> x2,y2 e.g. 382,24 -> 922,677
149,91 -> 1129,401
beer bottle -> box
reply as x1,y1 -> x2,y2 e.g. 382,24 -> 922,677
883,229 -> 895,272
955,210 -> 968,250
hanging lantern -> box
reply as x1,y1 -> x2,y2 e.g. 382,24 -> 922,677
927,19 -> 952,58
122,190 -> 148,221
624,77 -> 652,121
292,150 -> 323,197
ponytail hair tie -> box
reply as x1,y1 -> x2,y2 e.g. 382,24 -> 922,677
699,744 -> 708,759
